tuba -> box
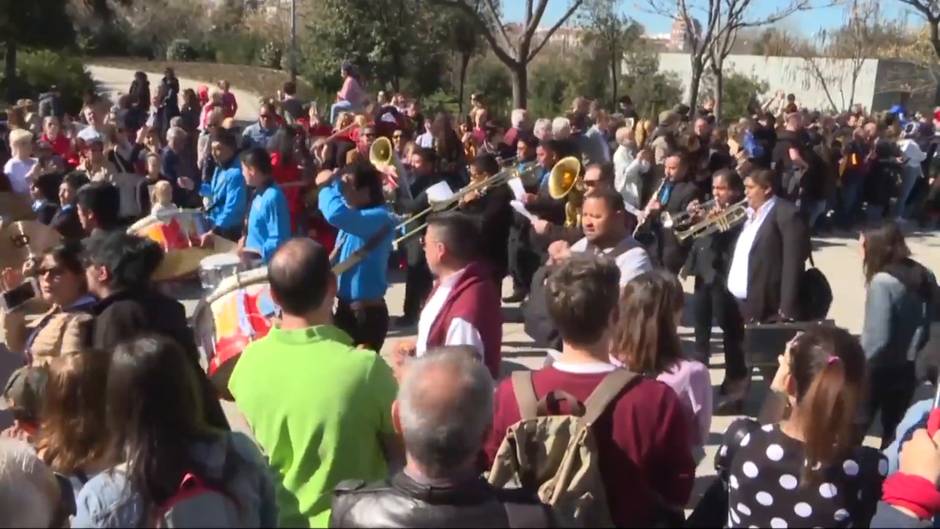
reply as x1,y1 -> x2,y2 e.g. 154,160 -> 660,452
548,156 -> 584,228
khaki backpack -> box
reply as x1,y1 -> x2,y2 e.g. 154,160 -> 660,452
487,369 -> 638,528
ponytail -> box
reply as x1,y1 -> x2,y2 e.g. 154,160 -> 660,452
787,327 -> 867,483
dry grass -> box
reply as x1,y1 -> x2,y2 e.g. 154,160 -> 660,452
87,57 -> 319,101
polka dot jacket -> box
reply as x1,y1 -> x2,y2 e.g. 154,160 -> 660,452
717,420 -> 887,529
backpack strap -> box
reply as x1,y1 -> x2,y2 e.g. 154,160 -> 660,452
580,369 -> 638,428
511,371 -> 539,421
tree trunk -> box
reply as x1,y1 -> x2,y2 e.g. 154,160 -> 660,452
713,67 -> 723,123
610,57 -> 618,111
688,60 -> 703,114
458,53 -> 471,117
4,41 -> 15,104
511,62 -> 528,110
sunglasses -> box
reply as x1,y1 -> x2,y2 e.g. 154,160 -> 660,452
38,266 -> 65,278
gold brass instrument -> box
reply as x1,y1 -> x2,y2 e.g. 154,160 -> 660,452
369,136 -> 393,168
392,161 -> 541,249
547,156 -> 583,228
671,198 -> 748,242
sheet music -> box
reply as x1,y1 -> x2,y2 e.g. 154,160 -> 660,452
510,200 -> 537,224
425,181 -> 454,204
507,177 -> 526,202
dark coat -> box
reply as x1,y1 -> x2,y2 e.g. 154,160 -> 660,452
683,223 -> 742,285
88,288 -> 229,429
49,206 -> 84,241
657,180 -> 704,274
738,198 -> 809,322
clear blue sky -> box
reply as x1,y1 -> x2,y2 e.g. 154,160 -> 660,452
503,1 -> 918,37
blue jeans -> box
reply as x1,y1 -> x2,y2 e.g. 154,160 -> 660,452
894,165 -> 921,219
330,100 -> 354,126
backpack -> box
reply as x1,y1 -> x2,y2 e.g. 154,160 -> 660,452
487,369 -> 639,528
153,472 -> 242,528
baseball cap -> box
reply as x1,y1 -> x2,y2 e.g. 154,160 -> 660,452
1,366 -> 48,421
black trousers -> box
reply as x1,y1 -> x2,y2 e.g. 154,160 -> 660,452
402,258 -> 433,321
862,362 -> 917,449
692,277 -> 747,380
334,300 -> 390,353
507,223 -> 541,295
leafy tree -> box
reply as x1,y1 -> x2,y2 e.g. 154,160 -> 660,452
464,53 -> 512,119
577,0 -> 642,109
1,0 -> 76,102
621,46 -> 683,120
529,57 -> 577,117
299,0 -> 450,99
719,72 -> 768,120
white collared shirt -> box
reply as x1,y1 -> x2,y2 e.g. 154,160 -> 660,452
415,267 -> 485,359
571,235 -> 653,287
727,197 -> 778,300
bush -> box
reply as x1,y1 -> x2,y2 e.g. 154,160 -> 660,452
166,39 -> 198,62
257,42 -> 283,70
464,55 -> 512,121
5,50 -> 95,115
204,32 -> 265,65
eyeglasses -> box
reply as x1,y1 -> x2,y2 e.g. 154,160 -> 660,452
38,266 -> 65,278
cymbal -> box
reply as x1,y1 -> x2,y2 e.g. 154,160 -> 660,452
0,220 -> 62,270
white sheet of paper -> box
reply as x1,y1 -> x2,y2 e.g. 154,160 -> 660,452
425,181 -> 455,203
507,177 -> 526,201
510,200 -> 536,224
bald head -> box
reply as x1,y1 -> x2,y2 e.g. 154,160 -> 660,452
397,350 -> 493,478
268,238 -> 333,315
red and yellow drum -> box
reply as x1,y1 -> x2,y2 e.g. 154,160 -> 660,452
127,209 -> 236,281
192,268 -> 277,396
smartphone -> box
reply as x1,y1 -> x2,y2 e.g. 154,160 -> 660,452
0,279 -> 39,312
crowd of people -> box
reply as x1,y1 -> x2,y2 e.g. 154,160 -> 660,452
0,60 -> 938,529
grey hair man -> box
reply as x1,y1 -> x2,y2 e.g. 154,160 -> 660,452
330,349 -> 556,528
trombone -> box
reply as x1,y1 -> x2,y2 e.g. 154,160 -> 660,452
392,161 -> 540,249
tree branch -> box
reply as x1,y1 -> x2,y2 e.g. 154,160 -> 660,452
527,0 -> 586,62
483,0 -> 516,54
428,0 -> 519,65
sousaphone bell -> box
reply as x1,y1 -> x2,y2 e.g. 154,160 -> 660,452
547,156 -> 584,228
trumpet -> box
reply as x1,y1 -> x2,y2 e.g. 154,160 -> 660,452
671,198 -> 748,242
392,162 -> 540,249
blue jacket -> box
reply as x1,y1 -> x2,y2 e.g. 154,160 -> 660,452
318,179 -> 394,302
244,183 -> 291,263
241,123 -> 277,151
199,158 -> 247,231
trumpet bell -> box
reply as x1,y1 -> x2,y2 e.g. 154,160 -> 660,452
548,157 -> 582,200
369,136 -> 393,168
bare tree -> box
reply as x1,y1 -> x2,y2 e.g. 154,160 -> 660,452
795,0 -> 880,112
428,0 -> 586,109
644,0 -> 822,116
895,0 -> 940,102
579,0 -> 643,110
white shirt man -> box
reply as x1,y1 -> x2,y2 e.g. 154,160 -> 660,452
727,197 -> 777,299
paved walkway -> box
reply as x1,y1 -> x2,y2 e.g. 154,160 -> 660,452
86,65 -> 262,125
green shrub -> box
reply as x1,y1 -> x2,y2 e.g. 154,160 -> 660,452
205,32 -> 265,65
8,50 -> 95,115
257,42 -> 283,70
166,39 -> 198,62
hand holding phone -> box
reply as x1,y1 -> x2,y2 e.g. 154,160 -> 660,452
0,278 -> 39,313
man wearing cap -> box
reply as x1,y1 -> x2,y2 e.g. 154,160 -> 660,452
0,366 -> 47,441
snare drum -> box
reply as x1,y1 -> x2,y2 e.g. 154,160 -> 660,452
199,253 -> 242,291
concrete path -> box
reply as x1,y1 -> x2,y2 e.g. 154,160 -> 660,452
86,64 -> 262,125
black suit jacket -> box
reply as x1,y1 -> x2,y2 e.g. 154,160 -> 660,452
738,198 -> 809,322
657,181 -> 704,273
684,223 -> 741,285
397,173 -> 464,266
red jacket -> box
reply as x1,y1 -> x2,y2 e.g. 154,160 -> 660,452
425,261 -> 503,378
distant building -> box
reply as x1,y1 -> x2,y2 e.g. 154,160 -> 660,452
669,16 -> 701,52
